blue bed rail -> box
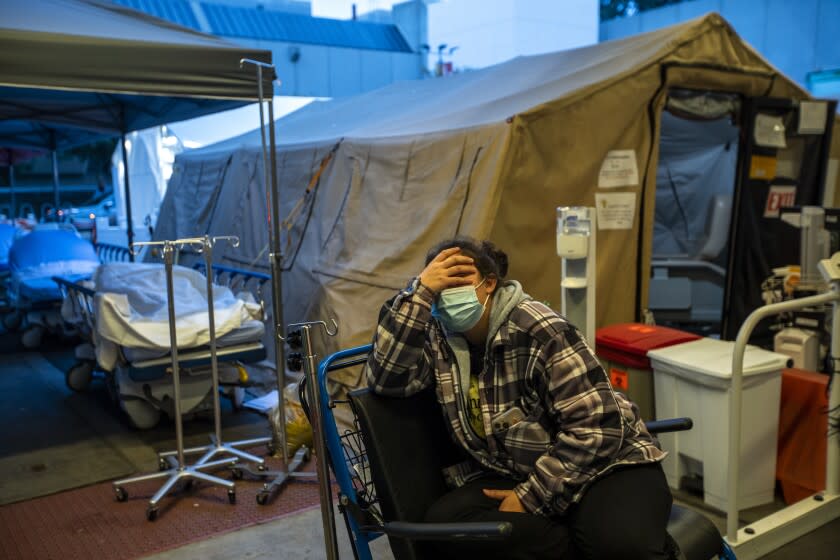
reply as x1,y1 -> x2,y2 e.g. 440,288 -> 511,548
94,243 -> 131,263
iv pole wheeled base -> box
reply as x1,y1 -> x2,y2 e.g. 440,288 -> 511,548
250,320 -> 338,506
158,235 -> 272,473
112,239 -> 238,521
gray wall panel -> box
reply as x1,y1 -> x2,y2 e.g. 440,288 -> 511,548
678,0 -> 721,20
719,0 -> 767,53
764,0 -> 818,84
329,49 -> 363,97
599,14 -> 641,41
640,4 -> 680,33
600,0 -> 840,89
815,0 -> 840,72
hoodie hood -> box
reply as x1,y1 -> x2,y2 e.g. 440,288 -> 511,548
485,279 -> 529,352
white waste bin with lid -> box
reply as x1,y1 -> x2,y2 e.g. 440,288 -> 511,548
648,338 -> 790,511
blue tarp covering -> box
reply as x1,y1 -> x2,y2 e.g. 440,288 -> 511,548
9,230 -> 98,271
8,230 -> 99,303
0,223 -> 15,271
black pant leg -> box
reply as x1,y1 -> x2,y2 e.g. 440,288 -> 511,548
422,476 -> 572,560
568,462 -> 673,560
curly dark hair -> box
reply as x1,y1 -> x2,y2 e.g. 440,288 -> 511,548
425,236 -> 509,279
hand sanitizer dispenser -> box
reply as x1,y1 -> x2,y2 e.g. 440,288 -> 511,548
557,207 -> 596,343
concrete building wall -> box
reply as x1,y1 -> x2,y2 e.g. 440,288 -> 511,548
600,0 -> 840,90
236,38 -> 421,96
428,0 -> 598,71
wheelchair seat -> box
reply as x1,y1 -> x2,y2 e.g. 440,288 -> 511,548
348,386 -> 729,560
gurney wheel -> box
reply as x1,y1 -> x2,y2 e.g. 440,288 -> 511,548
228,489 -> 236,505
146,506 -> 159,522
256,491 -> 269,506
2,311 -> 21,331
114,487 -> 128,502
66,361 -> 94,392
21,325 -> 44,349
123,398 -> 162,430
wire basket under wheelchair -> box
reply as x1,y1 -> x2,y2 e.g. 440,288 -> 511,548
300,370 -> 384,529
334,396 -> 383,524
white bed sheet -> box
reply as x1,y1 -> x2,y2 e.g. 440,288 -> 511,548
93,263 -> 263,370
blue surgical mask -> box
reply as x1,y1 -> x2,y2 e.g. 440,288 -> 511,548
432,279 -> 489,332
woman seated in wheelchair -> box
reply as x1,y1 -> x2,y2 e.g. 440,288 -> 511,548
366,237 -> 672,560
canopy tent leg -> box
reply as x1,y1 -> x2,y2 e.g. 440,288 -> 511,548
51,149 -> 60,212
121,133 -> 135,262
9,163 -> 15,219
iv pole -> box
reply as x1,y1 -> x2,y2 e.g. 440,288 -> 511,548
240,59 -> 289,467
239,59 -> 316,505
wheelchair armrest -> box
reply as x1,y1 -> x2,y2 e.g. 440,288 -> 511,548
382,521 -> 513,541
645,417 -> 693,434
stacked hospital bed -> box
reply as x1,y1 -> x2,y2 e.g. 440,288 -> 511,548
0,222 -> 15,307
58,261 -> 268,429
3,225 -> 99,346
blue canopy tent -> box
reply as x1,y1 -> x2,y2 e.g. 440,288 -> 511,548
0,0 -> 274,250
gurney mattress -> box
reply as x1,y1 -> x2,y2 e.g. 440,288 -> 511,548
122,319 -> 265,363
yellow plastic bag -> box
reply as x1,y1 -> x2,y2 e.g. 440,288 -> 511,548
270,383 -> 313,456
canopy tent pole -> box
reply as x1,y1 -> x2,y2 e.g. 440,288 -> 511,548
121,131 -> 135,262
50,133 -> 60,212
9,162 -> 15,219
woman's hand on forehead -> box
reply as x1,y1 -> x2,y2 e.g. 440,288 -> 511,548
419,247 -> 478,294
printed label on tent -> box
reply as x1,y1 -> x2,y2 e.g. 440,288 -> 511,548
598,150 -> 639,188
595,192 -> 636,230
754,114 -> 787,148
610,367 -> 629,391
764,185 -> 797,218
749,155 -> 777,180
798,101 -> 827,135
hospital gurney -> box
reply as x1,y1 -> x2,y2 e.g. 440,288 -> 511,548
302,343 -> 735,560
0,222 -> 15,309
56,261 -> 268,430
3,225 -> 99,347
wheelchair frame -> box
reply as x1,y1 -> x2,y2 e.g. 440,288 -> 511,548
312,344 -> 735,560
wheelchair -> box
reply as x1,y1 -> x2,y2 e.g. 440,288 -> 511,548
305,344 -> 735,560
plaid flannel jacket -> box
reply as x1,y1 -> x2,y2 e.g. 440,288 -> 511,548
365,279 -> 666,516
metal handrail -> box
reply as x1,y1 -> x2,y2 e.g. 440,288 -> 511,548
726,288 -> 840,542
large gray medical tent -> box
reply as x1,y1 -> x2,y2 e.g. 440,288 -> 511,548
155,13 -> 840,382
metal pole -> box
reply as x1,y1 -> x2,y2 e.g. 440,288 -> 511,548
827,289 -> 840,495
301,325 -> 339,560
121,133 -> 136,262
51,149 -> 60,210
726,290 -> 840,541
267,95 -> 289,466
203,237 -> 224,445
9,164 -> 15,219
241,58 -> 288,465
163,241 -> 186,469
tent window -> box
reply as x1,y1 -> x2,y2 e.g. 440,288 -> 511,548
666,88 -> 741,120
648,108 -> 740,336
